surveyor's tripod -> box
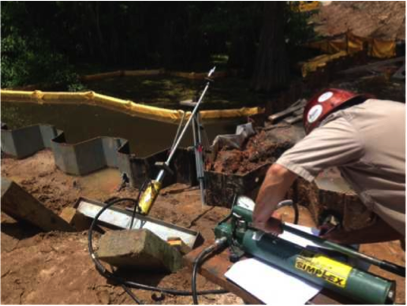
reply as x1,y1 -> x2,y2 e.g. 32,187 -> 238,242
179,100 -> 207,206
137,67 -> 216,214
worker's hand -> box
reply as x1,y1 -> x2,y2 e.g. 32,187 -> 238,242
253,215 -> 283,236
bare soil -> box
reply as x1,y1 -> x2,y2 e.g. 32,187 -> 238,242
207,126 -> 300,175
1,150 -> 405,304
1,151 -> 242,305
314,1 -> 405,40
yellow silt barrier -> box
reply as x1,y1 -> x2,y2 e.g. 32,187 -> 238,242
301,51 -> 347,77
167,70 -> 229,80
307,32 -> 397,62
93,93 -> 132,109
79,67 -> 235,82
2,89 -> 264,123
1,90 -> 97,104
168,71 -> 208,80
129,103 -> 185,122
80,71 -> 124,81
370,39 -> 396,59
1,90 -> 43,101
81,69 -> 164,81
40,91 -> 95,102
92,93 -> 186,123
123,69 -> 164,77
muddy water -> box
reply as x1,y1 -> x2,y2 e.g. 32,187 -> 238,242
1,102 -> 244,157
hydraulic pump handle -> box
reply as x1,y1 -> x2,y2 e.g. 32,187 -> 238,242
381,260 -> 406,277
282,223 -> 406,277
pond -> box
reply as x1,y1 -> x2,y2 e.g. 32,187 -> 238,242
1,102 -> 245,157
83,75 -> 268,110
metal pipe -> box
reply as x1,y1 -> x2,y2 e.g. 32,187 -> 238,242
164,82 -> 210,166
156,67 -> 215,183
170,111 -> 186,152
195,113 -> 206,206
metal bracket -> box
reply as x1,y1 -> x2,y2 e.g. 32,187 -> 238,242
155,161 -> 174,176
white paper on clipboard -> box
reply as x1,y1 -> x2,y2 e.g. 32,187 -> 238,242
225,258 -> 321,304
224,224 -> 325,304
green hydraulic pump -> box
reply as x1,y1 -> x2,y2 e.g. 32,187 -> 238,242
214,196 -> 405,304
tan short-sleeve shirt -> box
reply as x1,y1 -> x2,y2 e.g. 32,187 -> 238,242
277,99 -> 405,235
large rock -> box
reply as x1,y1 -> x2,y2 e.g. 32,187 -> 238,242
97,229 -> 183,273
1,178 -> 74,232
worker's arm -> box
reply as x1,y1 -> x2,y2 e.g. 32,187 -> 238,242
253,164 -> 298,234
321,216 -> 404,245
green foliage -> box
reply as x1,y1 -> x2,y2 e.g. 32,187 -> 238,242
285,3 -> 318,47
1,2 -> 317,88
1,2 -> 84,89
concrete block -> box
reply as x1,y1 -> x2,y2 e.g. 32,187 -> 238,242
59,207 -> 91,231
1,178 -> 74,232
97,229 -> 183,272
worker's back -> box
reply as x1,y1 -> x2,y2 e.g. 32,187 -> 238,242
336,99 -> 405,235
277,98 -> 405,235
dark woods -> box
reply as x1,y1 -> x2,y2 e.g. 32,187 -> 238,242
1,2 -> 313,91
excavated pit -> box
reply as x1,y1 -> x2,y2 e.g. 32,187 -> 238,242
1,130 -> 405,304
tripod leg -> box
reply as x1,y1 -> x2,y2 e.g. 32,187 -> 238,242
195,113 -> 206,206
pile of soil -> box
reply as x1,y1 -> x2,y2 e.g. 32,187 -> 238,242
314,2 -> 405,40
1,151 -> 80,214
207,127 -> 299,175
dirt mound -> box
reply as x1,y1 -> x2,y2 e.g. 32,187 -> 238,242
314,2 -> 405,40
1,151 -> 80,214
1,151 -> 243,304
210,126 -> 299,175
1,225 -> 240,305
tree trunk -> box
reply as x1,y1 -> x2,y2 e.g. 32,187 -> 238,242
251,2 -> 289,92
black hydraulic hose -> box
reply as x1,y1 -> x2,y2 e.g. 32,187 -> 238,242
88,198 -> 228,303
276,199 -> 299,225
121,283 -> 143,305
192,249 -> 212,305
192,237 -> 228,305
88,197 -> 144,303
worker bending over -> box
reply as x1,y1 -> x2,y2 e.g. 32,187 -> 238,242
253,89 -> 405,245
